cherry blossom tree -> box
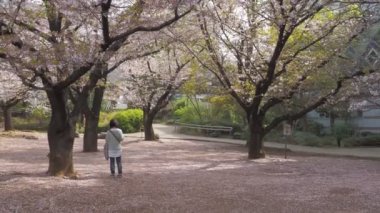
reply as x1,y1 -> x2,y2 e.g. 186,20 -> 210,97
0,0 -> 200,177
189,0 -> 380,159
115,46 -> 193,140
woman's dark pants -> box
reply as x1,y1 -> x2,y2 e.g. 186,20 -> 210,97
110,156 -> 122,175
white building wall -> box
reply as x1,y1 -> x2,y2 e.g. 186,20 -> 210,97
307,108 -> 380,133
352,109 -> 380,133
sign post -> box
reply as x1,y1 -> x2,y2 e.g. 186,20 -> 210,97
283,123 -> 292,159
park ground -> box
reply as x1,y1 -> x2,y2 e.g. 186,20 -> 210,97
0,131 -> 379,213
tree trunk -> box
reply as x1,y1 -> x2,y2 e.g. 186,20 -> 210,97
83,113 -> 99,152
330,112 -> 336,130
245,111 -> 252,147
248,116 -> 266,159
83,86 -> 105,152
300,116 -> 308,131
337,137 -> 341,147
3,106 -> 13,131
143,110 -> 155,141
46,89 -> 77,177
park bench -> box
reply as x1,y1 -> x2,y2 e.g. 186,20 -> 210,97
174,122 -> 233,137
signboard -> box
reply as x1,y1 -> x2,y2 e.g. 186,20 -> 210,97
283,123 -> 292,136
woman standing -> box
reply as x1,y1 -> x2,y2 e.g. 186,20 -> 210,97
105,119 -> 124,177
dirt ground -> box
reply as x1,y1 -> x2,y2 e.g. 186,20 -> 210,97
0,134 -> 379,213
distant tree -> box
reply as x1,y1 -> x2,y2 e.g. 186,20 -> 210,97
116,47 -> 193,140
179,67 -> 213,122
0,71 -> 28,131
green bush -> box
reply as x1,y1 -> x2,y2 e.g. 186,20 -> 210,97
264,130 -> 337,147
333,123 -> 353,139
13,117 -> 49,132
30,107 -> 49,124
360,131 -> 375,137
332,123 -> 353,147
173,98 -> 187,111
296,120 -> 325,136
8,106 -> 51,132
112,109 -> 143,133
342,135 -> 380,147
97,111 -> 119,133
293,131 -> 325,147
174,105 -> 205,124
97,123 -> 109,133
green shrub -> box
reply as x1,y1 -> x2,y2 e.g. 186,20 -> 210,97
173,98 -> 187,111
264,130 -> 285,143
112,109 -> 143,133
333,123 -> 353,138
13,117 -> 49,132
342,135 -> 380,147
360,131 -> 375,137
296,120 -> 325,136
293,131 -> 325,147
332,123 -> 353,147
171,96 -> 247,138
97,123 -> 109,133
293,132 -> 336,147
10,106 -> 51,132
174,105 -> 205,124
30,107 -> 49,124
97,111 -> 119,133
264,130 -> 336,147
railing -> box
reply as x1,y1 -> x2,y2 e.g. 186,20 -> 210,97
174,122 -> 233,136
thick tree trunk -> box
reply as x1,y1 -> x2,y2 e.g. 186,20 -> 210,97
47,121 -> 76,177
3,106 -> 13,131
248,116 -> 266,159
143,110 -> 155,141
83,86 -> 105,152
46,89 -> 77,177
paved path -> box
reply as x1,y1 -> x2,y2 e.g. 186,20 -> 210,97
126,124 -> 380,159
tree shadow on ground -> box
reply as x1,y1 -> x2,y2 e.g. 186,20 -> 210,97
0,171 -> 48,182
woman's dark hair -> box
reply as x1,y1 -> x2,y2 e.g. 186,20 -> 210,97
109,119 -> 118,128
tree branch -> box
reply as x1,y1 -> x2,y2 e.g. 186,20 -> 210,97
104,48 -> 161,76
108,4 -> 195,47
